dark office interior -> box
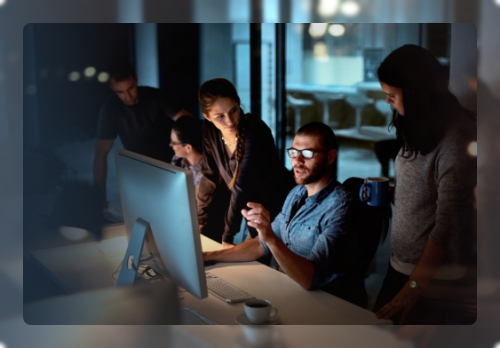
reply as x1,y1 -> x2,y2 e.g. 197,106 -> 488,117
22,23 -> 476,323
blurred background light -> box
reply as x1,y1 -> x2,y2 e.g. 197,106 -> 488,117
317,0 -> 339,17
468,141 -> 477,157
495,0 -> 500,6
97,72 -> 110,83
39,68 -> 49,78
68,71 -> 81,82
468,77 -> 478,92
0,0 -> 6,7
313,41 -> 329,61
58,226 -> 90,241
84,66 -> 97,78
328,24 -> 345,37
25,85 -> 37,95
309,23 -> 328,38
56,67 -> 65,78
340,1 -> 360,16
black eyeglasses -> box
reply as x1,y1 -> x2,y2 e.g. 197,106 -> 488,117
286,148 -> 326,160
169,141 -> 186,147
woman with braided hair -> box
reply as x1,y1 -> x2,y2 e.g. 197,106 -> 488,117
197,78 -> 291,249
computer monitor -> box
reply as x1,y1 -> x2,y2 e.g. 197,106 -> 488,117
115,148 -> 208,299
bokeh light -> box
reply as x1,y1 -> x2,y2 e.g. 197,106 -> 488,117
97,71 -> 110,83
468,141 -> 477,157
84,66 -> 97,78
340,1 -> 360,16
328,24 -> 345,37
494,341 -> 500,348
0,0 -> 6,7
68,71 -> 81,82
56,68 -> 65,78
313,42 -> 329,61
25,85 -> 37,95
317,0 -> 339,17
0,341 -> 6,348
59,226 -> 90,241
495,0 -> 500,6
39,68 -> 49,78
309,23 -> 328,38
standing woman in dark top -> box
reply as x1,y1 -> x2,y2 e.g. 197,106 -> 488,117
197,78 -> 290,249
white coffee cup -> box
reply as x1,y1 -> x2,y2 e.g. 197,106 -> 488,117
244,299 -> 278,324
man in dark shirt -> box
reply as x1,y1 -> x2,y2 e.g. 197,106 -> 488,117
93,62 -> 190,204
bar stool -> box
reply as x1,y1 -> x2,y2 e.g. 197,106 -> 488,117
286,93 -> 314,133
313,92 -> 344,128
345,93 -> 374,131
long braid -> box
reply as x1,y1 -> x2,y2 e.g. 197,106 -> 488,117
228,119 -> 246,190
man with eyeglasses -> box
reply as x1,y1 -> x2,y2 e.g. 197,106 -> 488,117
203,122 -> 365,307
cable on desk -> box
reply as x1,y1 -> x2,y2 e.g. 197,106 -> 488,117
178,304 -> 218,325
111,254 -> 159,282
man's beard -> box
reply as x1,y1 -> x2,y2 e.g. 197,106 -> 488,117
293,157 -> 329,185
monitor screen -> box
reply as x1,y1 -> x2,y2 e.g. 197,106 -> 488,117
115,148 -> 207,299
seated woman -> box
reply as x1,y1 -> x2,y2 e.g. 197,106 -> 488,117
197,78 -> 292,248
170,116 -> 204,193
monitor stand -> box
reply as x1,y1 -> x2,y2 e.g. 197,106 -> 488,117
117,218 -> 184,300
117,218 -> 151,286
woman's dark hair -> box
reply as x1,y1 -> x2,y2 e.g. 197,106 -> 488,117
172,116 -> 203,154
198,78 -> 246,190
378,44 -> 473,157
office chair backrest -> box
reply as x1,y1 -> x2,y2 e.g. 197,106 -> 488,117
342,177 -> 391,278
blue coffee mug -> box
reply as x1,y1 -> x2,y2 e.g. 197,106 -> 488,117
359,177 -> 389,206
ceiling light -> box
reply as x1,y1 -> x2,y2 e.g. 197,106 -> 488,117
313,42 -> 329,61
317,0 -> 339,17
84,66 -> 97,78
68,71 -> 81,82
97,72 -> 110,83
340,1 -> 360,16
328,24 -> 345,37
309,23 -> 328,38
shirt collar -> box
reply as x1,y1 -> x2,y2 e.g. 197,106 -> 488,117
303,174 -> 340,205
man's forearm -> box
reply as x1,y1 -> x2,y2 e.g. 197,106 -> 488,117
265,236 -> 315,290
204,238 -> 264,262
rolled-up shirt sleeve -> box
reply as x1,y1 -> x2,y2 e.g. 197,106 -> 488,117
259,210 -> 286,256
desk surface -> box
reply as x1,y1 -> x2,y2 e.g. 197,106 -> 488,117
31,224 -> 390,325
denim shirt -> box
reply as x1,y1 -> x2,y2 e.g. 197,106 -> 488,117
259,177 -> 357,291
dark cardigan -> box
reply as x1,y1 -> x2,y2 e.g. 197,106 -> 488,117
197,114 -> 290,244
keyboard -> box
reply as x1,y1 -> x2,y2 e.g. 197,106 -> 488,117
205,272 -> 254,303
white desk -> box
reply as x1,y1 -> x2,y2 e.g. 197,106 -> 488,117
30,224 -> 390,325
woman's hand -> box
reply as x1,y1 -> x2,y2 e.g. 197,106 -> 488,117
376,283 -> 422,324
